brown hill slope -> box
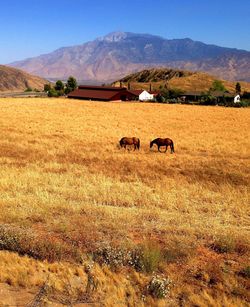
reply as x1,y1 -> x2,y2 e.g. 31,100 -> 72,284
0,65 -> 47,92
113,68 -> 250,93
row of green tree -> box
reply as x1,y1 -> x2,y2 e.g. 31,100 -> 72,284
44,76 -> 77,97
157,80 -> 249,107
208,80 -> 241,94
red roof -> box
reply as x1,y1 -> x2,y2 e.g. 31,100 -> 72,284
127,90 -> 144,96
68,85 -> 136,101
128,89 -> 159,96
78,85 -> 126,91
68,89 -> 121,100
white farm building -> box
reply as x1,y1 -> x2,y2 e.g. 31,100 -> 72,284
128,89 -> 159,101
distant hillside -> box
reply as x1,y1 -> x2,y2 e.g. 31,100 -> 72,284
0,65 -> 47,92
116,68 -> 193,83
113,68 -> 250,93
9,32 -> 250,82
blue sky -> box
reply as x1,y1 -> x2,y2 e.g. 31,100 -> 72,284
0,0 -> 250,64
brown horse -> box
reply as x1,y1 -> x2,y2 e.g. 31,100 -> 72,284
120,137 -> 140,150
150,138 -> 175,153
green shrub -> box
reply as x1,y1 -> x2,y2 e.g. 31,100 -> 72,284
168,98 -> 179,104
223,100 -> 250,108
200,95 -> 217,105
24,87 -> 32,92
55,80 -> 65,92
210,80 -> 227,92
65,76 -> 77,94
138,243 -> 162,273
44,84 -> 51,92
48,88 -> 59,97
215,100 -> 250,108
235,101 -> 250,108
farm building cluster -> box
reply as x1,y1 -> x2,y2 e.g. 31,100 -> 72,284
68,84 -> 241,104
68,85 -> 159,102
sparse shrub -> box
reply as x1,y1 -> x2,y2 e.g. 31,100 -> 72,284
155,94 -> 165,103
44,83 -> 51,92
239,266 -> 250,278
24,87 -> 32,92
93,244 -> 128,270
222,100 -> 250,108
200,94 -> 217,105
210,236 -> 236,253
147,275 -> 172,299
234,101 -> 250,108
210,235 -> 249,254
202,262 -> 224,285
159,88 -> 183,102
0,224 -> 81,262
84,262 -> 99,294
168,98 -> 179,104
0,224 -> 25,254
222,100 -> 234,107
242,91 -> 250,99
163,241 -> 195,263
137,243 -> 162,273
5,276 -> 15,286
93,243 -> 162,273
234,239 -> 249,254
231,286 -> 248,298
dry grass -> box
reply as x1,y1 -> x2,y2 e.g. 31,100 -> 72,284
116,73 -> 250,92
0,97 -> 249,305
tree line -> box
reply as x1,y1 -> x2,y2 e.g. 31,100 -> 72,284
44,76 -> 77,97
156,80 -> 250,107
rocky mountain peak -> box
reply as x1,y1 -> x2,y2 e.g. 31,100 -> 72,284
97,31 -> 128,42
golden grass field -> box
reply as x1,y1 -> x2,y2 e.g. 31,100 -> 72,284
0,97 -> 249,306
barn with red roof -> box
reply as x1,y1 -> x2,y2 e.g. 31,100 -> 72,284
68,85 -> 137,101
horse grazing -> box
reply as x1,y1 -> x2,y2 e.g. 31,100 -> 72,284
150,138 -> 175,153
120,137 -> 140,151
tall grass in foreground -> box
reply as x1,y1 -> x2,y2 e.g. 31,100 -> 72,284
0,98 -> 249,305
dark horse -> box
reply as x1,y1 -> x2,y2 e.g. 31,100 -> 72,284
150,138 -> 175,153
120,137 -> 140,150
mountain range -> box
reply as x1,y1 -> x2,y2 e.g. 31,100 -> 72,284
9,32 -> 250,82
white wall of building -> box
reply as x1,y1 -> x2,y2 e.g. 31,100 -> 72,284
139,90 -> 154,101
234,94 -> 240,103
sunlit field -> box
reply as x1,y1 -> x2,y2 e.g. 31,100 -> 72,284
0,97 -> 249,306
